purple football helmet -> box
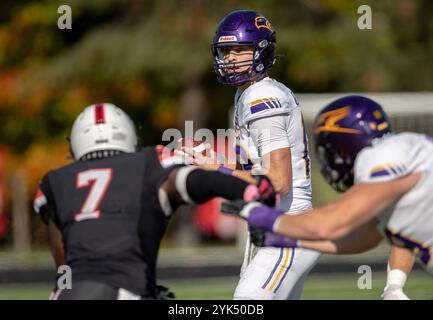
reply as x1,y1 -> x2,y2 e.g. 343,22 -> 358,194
313,95 -> 393,192
211,10 -> 276,86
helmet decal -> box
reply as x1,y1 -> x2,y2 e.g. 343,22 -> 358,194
254,16 -> 273,31
94,103 -> 106,124
314,106 -> 362,134
218,35 -> 238,43
313,95 -> 393,192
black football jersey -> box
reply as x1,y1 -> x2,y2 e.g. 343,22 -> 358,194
34,146 -> 181,296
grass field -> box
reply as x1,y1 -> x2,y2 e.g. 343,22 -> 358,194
0,271 -> 431,300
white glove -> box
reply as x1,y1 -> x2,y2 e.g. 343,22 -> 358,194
381,285 -> 410,300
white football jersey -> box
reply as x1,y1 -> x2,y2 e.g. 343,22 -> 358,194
233,77 -> 312,213
354,132 -> 433,273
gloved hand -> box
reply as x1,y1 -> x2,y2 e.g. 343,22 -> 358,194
220,201 -> 284,232
381,285 -> 410,300
253,175 -> 279,207
250,228 -> 298,248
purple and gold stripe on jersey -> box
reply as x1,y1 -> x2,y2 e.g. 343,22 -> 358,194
370,168 -> 390,178
261,248 -> 295,293
250,97 -> 282,114
370,163 -> 406,178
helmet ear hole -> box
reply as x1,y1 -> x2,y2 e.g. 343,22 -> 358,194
256,64 -> 264,72
258,40 -> 268,48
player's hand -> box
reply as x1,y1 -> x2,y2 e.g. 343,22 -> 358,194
250,228 -> 298,248
252,175 -> 278,207
220,201 -> 284,232
178,137 -> 222,170
381,285 -> 410,300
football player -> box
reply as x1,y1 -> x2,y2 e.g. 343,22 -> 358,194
33,103 -> 276,300
184,10 -> 320,300
222,95 -> 433,297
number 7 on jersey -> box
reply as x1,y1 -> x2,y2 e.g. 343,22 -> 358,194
74,169 -> 112,222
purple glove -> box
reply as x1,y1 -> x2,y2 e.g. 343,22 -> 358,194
249,228 -> 298,248
220,201 -> 284,232
245,204 -> 284,232
263,232 -> 298,248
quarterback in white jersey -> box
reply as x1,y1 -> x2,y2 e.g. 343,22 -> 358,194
231,77 -> 321,300
207,10 -> 321,300
224,96 -> 433,294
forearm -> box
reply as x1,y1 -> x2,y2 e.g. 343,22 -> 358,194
273,179 -> 417,241
299,220 -> 383,254
231,169 -> 256,184
299,236 -> 378,255
274,207 -> 338,240
297,239 -> 339,254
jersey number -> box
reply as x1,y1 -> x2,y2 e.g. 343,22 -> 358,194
74,169 -> 112,222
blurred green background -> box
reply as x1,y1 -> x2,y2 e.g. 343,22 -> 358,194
0,1 -> 433,299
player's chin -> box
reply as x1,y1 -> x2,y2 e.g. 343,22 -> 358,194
224,69 -> 247,75
224,69 -> 236,75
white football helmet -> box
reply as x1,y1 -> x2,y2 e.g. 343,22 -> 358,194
70,103 -> 139,160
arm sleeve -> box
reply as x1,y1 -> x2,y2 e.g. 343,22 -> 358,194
354,144 -> 410,184
157,166 -> 252,216
248,115 -> 290,156
243,85 -> 298,125
187,168 -> 250,203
